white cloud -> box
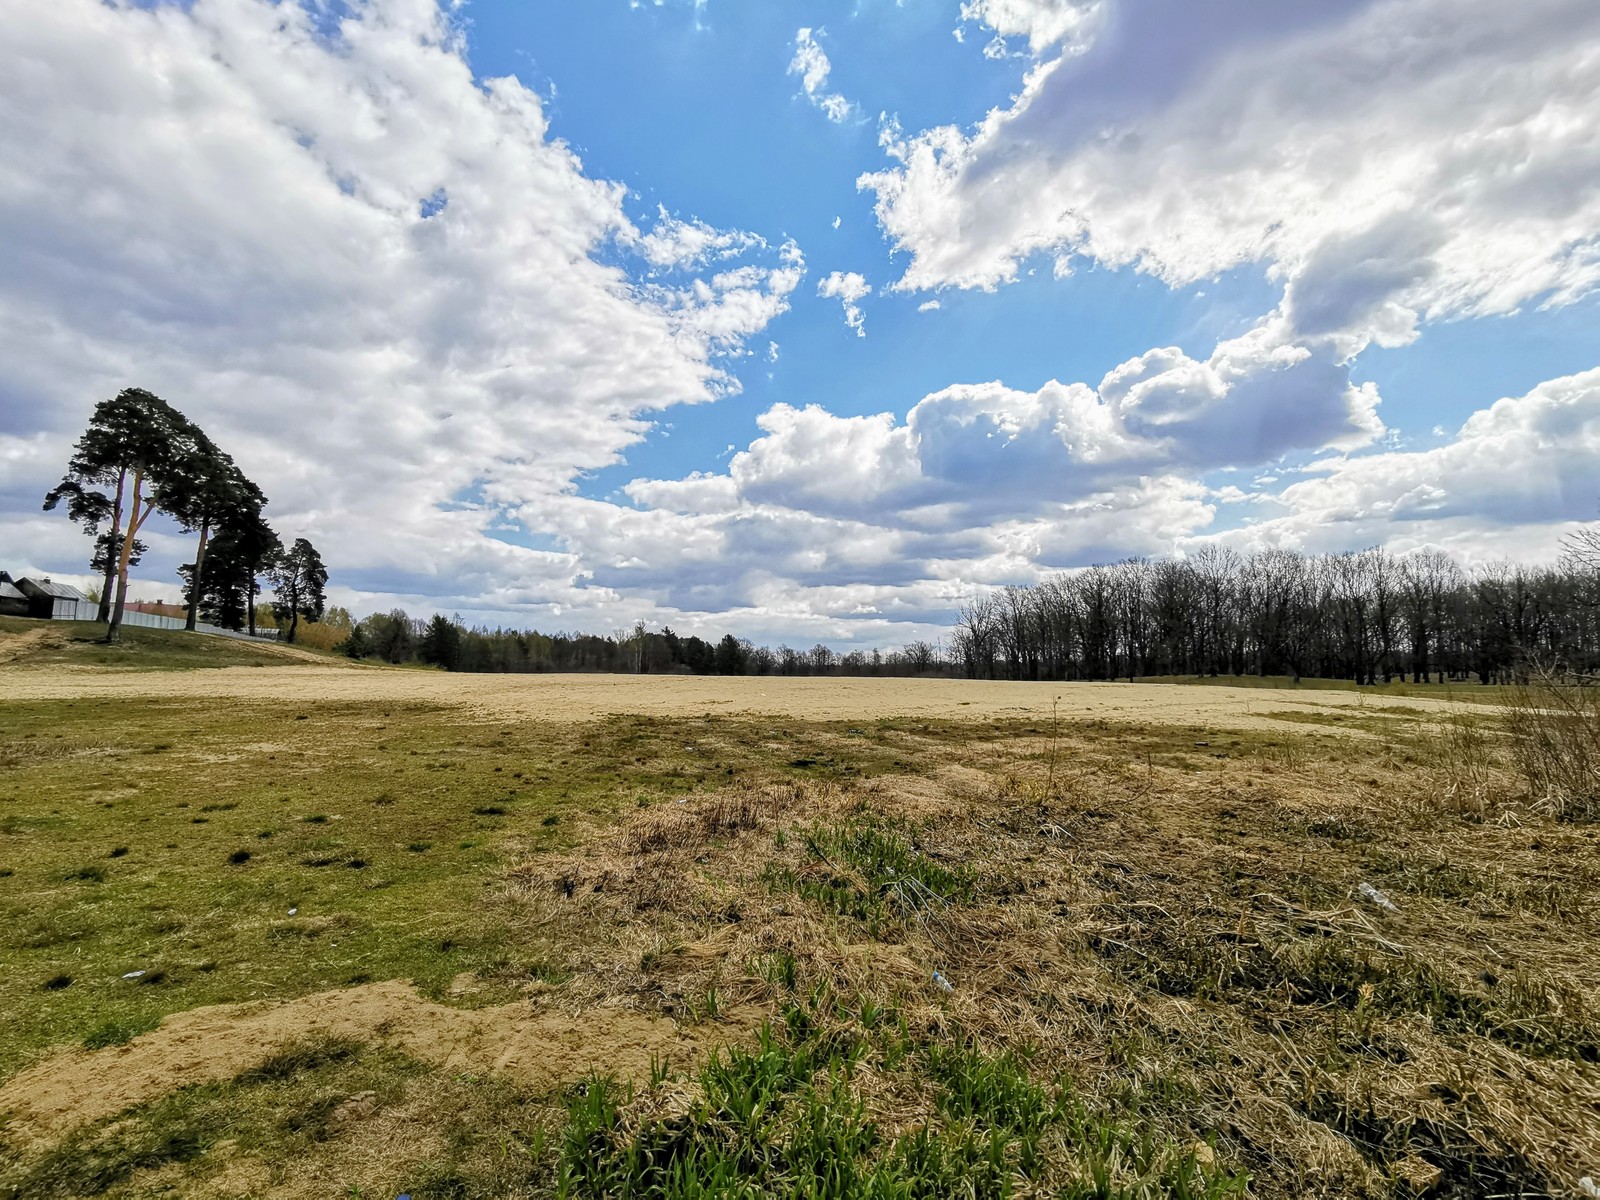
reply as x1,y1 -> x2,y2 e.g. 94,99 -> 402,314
631,206 -> 764,269
917,299 -> 942,312
817,271 -> 873,337
789,28 -> 854,123
959,0 -> 1104,56
0,0 -> 798,625
1221,367 -> 1600,558
595,362 -> 1595,642
630,317 -> 1380,526
864,0 -> 1600,355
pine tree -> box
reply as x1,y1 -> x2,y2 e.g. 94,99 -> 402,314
267,538 -> 329,644
45,388 -> 198,642
159,430 -> 267,631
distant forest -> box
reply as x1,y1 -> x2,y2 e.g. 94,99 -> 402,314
952,543 -> 1600,686
340,611 -> 942,677
343,537 -> 1600,685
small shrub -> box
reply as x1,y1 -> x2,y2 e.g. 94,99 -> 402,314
1503,672 -> 1600,820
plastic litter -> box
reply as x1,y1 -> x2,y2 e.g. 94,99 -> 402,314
288,907 -> 298,916
122,970 -> 146,980
931,970 -> 953,993
1358,882 -> 1398,913
1579,1177 -> 1600,1198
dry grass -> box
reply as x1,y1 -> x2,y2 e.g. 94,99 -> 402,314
485,718 -> 1600,1198
4,683 -> 1598,1197
1503,671 -> 1600,821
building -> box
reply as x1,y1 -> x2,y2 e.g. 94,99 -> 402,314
0,575 -> 27,617
13,577 -> 95,621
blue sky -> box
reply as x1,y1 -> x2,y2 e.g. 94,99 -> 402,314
3,0 -> 1599,644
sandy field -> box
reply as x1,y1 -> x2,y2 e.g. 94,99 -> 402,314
0,664 -> 1475,732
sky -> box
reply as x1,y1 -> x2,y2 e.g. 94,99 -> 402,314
2,0 -> 1599,647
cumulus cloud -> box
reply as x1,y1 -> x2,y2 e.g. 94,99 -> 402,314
788,28 -> 854,123
1218,367 -> 1600,559
0,0 -> 799,623
958,0 -> 1104,56
603,363 -> 1595,640
864,0 -> 1600,354
817,271 -> 873,336
629,317 -> 1380,527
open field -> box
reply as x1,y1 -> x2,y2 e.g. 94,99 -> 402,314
1,663 -> 1498,737
1,631 -> 1596,1197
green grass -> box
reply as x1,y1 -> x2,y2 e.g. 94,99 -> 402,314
0,616 -> 331,670
0,699 -> 924,1077
559,1003 -> 1247,1199
766,816 -> 975,932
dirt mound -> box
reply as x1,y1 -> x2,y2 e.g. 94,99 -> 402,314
0,979 -> 750,1140
0,626 -> 62,665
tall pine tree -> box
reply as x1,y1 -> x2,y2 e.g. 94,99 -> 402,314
267,538 -> 328,644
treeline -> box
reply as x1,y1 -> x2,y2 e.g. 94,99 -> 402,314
953,546 -> 1600,685
341,612 -> 946,677
45,387 -> 328,642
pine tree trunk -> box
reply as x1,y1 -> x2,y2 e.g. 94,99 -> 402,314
105,470 -> 145,645
185,519 -> 210,632
97,468 -> 126,624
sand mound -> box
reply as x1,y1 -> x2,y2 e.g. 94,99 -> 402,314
0,626 -> 62,665
0,979 -> 748,1139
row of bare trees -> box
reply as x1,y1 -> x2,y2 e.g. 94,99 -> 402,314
952,545 -> 1600,685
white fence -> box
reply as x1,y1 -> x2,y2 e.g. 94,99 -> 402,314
49,599 -> 279,640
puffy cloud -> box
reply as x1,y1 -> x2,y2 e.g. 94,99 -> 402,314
1,0 -> 798,620
1221,367 -> 1600,559
958,0 -> 1105,55
789,28 -> 853,123
817,271 -> 872,336
863,0 -> 1600,353
601,363 -> 1594,640
628,319 -> 1379,526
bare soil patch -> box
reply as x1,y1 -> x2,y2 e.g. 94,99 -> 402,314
0,979 -> 747,1142
0,626 -> 62,665
0,666 -> 1479,734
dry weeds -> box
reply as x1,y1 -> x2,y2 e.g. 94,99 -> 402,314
494,722 -> 1600,1198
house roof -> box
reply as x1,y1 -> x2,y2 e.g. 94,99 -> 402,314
17,577 -> 88,601
0,581 -> 24,601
